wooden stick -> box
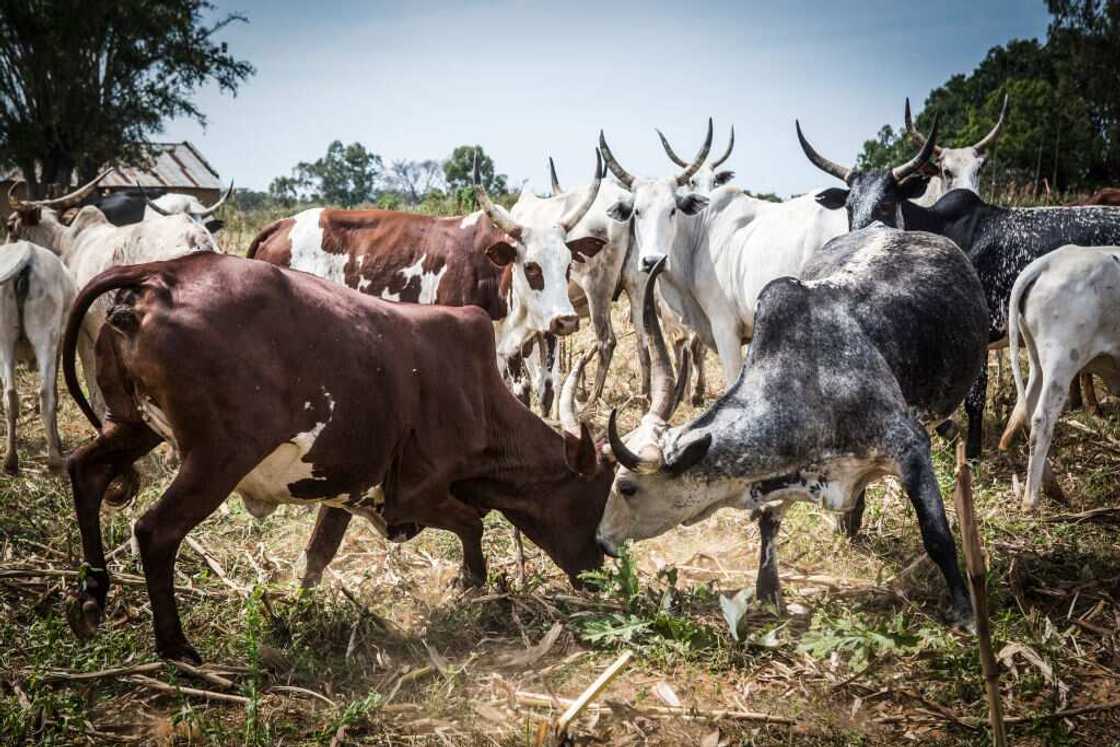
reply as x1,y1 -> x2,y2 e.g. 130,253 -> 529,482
516,690 -> 795,725
127,674 -> 251,705
185,536 -> 246,597
952,442 -> 1007,747
555,650 -> 632,736
42,662 -> 164,683
168,659 -> 237,690
512,527 -> 526,588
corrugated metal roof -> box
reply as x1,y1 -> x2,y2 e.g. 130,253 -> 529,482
1,142 -> 221,189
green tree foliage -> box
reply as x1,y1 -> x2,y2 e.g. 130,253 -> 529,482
857,7 -> 1120,194
298,141 -> 383,207
443,146 -> 507,194
0,0 -> 253,197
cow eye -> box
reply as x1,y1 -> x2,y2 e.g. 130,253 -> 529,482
524,262 -> 544,290
670,208 -> 677,217
618,481 -> 637,497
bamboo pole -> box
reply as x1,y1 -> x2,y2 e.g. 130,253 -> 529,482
952,442 -> 1006,747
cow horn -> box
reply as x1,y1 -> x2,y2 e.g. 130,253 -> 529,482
892,114 -> 940,182
558,150 -> 603,234
22,169 -> 112,209
670,345 -> 692,417
642,256 -> 678,421
675,117 -> 713,186
973,93 -> 1009,152
559,348 -> 595,437
548,157 -> 562,195
598,130 -> 635,190
473,149 -> 523,239
7,180 -> 28,209
607,409 -> 645,471
710,125 -> 735,168
135,182 -> 172,216
796,121 -> 852,182
655,129 -> 690,168
903,98 -> 943,156
196,180 -> 234,217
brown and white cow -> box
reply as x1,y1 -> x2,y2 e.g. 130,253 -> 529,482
248,153 -> 605,374
62,252 -> 611,663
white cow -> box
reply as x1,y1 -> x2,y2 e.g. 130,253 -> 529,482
904,95 -> 1008,207
6,173 -> 219,413
0,241 -> 75,473
598,123 -> 848,383
141,181 -> 234,231
999,244 -> 1120,510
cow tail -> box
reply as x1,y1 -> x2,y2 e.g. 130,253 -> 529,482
246,218 -> 285,259
999,257 -> 1045,449
63,264 -> 154,432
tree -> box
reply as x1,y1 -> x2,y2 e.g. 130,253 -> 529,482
301,140 -> 383,207
389,159 -> 444,204
444,146 -> 507,194
0,0 -> 253,197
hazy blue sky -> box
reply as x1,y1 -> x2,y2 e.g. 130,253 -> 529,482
163,1 -> 1052,197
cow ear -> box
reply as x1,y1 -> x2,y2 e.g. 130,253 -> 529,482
713,170 -> 735,187
815,188 -> 849,211
899,175 -> 931,199
676,193 -> 709,215
567,236 -> 607,259
563,422 -> 599,478
485,241 -> 518,267
606,198 -> 633,223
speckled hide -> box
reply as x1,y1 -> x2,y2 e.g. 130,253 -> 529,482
598,226 -> 987,626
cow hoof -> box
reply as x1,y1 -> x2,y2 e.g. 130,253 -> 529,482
65,591 -> 102,640
452,569 -> 485,590
3,458 -> 18,476
159,642 -> 202,666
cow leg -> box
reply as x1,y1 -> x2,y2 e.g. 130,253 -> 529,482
584,276 -> 617,402
964,365 -> 987,461
755,506 -> 786,608
898,443 -> 972,628
712,318 -> 743,388
408,497 -> 486,587
833,490 -> 866,539
133,449 -> 253,663
1000,333 -> 1045,449
623,283 -> 651,397
77,328 -> 107,417
536,334 -> 558,416
66,421 -> 162,641
689,335 -> 707,406
1024,365 -> 1072,511
300,505 -> 353,589
0,353 -> 17,475
503,352 -> 530,408
1083,373 -> 1101,416
31,331 -> 63,470
1067,377 -> 1083,411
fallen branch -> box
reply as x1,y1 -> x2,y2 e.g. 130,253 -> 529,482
185,536 -> 247,597
266,684 -> 337,708
515,690 -> 795,725
169,660 -> 237,690
42,662 -> 164,683
127,674 -> 251,705
0,567 -> 220,597
555,650 -> 633,736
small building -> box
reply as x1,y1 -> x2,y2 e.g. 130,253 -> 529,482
1,141 -> 222,219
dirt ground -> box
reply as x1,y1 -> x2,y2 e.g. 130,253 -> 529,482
1,210 -> 1119,745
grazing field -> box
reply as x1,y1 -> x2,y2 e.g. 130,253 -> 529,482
1,206 -> 1118,746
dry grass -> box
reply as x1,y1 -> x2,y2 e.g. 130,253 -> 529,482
1,207 -> 1119,745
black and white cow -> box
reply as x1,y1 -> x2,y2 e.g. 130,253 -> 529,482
797,116 -> 1120,460
598,225 -> 988,628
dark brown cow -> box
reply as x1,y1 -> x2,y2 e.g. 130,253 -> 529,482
62,252 -> 610,663
1085,188 -> 1120,207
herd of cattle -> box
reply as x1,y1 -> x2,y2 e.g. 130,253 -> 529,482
1,95 -> 1119,664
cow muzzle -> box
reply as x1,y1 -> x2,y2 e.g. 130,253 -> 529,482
549,314 -> 580,336
595,531 -> 621,558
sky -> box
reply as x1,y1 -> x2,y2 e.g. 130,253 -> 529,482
162,1 -> 1052,198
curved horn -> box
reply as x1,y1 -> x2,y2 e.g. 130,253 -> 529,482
598,130 -> 635,190
795,121 -> 852,182
558,150 -> 603,234
548,157 -> 562,195
656,129 -> 690,168
643,256 -> 677,421
196,180 -> 234,217
973,93 -> 1009,152
24,168 -> 113,209
134,182 -> 172,216
903,98 -> 942,156
473,149 -> 523,239
7,180 -> 28,210
891,114 -> 940,182
710,125 -> 735,168
607,409 -> 643,471
559,348 -> 595,437
675,117 -> 713,186
669,345 -> 692,418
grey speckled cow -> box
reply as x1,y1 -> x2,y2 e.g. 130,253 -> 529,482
599,227 -> 988,628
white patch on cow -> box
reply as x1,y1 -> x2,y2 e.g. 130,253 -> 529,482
288,208 -> 349,284
377,255 -> 446,304
458,211 -> 483,229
